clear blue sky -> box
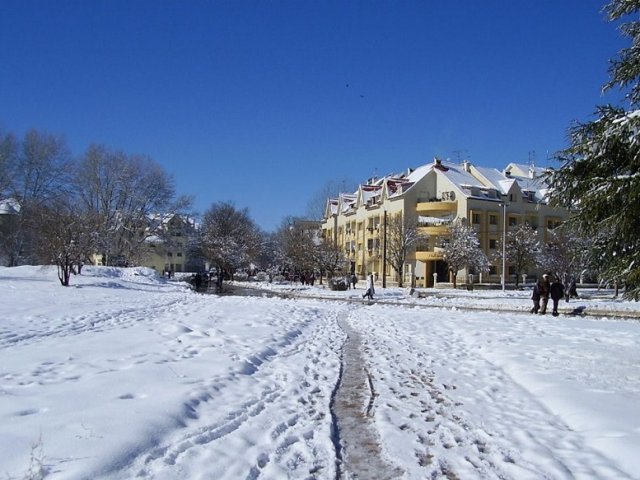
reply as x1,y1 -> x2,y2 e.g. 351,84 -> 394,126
0,0 -> 627,231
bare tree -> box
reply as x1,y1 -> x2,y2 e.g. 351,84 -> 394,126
306,178 -> 357,220
0,129 -> 18,198
2,129 -> 72,265
31,199 -> 99,286
75,144 -> 192,266
0,130 -> 19,265
385,213 -> 426,287
199,202 -> 262,279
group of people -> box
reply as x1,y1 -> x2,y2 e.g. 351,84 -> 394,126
299,272 -> 316,286
345,274 -> 358,290
190,271 -> 224,293
531,274 -> 567,316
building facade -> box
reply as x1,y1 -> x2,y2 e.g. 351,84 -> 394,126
144,214 -> 201,274
322,158 -> 568,287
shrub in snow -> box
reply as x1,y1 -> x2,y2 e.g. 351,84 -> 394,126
255,271 -> 269,282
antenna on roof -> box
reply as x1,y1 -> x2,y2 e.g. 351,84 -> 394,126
367,168 -> 378,185
452,149 -> 468,163
528,150 -> 536,169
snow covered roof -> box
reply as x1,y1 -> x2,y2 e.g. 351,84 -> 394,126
468,165 -> 551,202
360,185 -> 382,205
326,158 -> 555,220
438,161 -> 484,189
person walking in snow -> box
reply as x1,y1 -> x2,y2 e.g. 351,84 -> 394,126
530,280 -> 541,314
351,274 -> 357,289
363,273 -> 375,300
549,277 -> 565,316
538,274 -> 551,314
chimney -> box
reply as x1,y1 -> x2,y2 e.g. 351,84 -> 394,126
463,159 -> 471,172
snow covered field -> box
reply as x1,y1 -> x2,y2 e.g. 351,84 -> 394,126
1,266 -> 639,479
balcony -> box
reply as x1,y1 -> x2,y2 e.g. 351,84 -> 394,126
414,250 -> 445,261
416,199 -> 457,214
419,225 -> 450,235
418,214 -> 453,235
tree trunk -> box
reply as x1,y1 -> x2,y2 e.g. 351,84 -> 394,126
57,262 -> 71,286
397,264 -> 403,288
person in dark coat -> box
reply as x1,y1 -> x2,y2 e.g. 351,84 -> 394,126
538,274 -> 551,314
549,277 -> 565,316
530,281 -> 541,314
351,274 -> 357,289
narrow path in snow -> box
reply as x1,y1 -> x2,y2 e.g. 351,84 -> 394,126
332,318 -> 403,480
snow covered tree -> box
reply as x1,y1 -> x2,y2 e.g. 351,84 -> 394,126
442,219 -> 489,288
603,0 -> 640,104
548,0 -> 640,300
494,223 -> 541,287
539,224 -> 592,285
385,212 -> 426,287
312,236 -> 346,280
275,216 -> 318,273
253,230 -> 284,276
199,202 -> 262,279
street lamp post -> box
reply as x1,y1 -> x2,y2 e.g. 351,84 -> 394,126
501,202 -> 508,292
382,210 -> 387,288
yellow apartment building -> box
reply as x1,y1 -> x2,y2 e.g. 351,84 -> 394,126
322,158 -> 568,287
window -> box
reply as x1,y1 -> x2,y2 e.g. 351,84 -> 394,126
472,213 -> 481,224
167,252 -> 173,257
177,252 -> 182,257
489,214 -> 497,225
489,239 -> 497,249
547,219 -> 562,230
489,266 -> 497,275
508,216 -> 517,227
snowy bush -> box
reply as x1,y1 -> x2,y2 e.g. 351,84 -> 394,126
329,277 -> 349,291
254,271 -> 269,282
